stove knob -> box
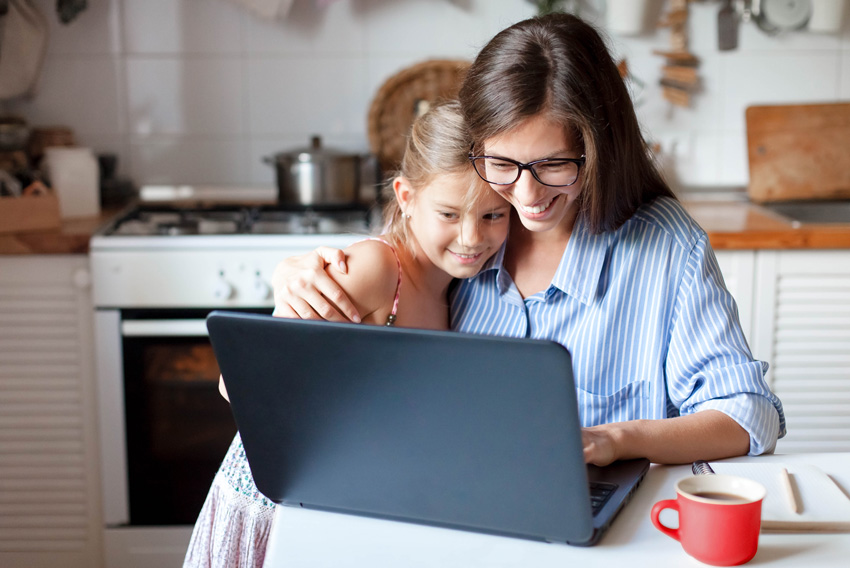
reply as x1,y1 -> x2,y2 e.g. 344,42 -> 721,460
252,277 -> 272,302
213,278 -> 234,301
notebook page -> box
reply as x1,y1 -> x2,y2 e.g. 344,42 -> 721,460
710,462 -> 850,531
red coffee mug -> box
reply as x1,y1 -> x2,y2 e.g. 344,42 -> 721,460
651,474 -> 766,566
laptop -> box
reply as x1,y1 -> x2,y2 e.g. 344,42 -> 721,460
206,311 -> 649,546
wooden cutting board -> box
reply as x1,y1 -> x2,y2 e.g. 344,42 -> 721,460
746,103 -> 850,203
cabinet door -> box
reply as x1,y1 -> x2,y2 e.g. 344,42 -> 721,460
754,251 -> 850,453
714,250 -> 756,345
0,256 -> 102,568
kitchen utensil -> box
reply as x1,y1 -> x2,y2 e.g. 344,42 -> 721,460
0,116 -> 30,151
718,0 -> 739,50
264,136 -> 361,207
606,0 -> 651,35
0,0 -> 49,100
27,125 -> 75,162
808,0 -> 848,32
22,179 -> 49,196
753,0 -> 812,35
651,475 -> 766,566
96,152 -> 136,208
746,103 -> 850,203
0,167 -> 22,196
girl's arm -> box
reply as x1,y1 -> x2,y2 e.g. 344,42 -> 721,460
323,240 -> 400,325
219,241 -> 398,402
219,375 -> 229,402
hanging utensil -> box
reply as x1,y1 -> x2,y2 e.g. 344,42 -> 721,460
718,0 -> 739,50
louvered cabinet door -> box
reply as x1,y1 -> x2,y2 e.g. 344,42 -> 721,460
753,250 -> 850,454
0,256 -> 102,568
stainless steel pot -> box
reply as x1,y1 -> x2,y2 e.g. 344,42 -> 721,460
264,136 -> 361,207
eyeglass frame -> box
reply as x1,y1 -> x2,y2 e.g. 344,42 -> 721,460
467,152 -> 586,188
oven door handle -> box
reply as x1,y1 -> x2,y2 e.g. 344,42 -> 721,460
121,319 -> 209,337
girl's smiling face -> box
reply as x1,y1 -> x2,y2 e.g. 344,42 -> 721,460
396,172 -> 511,279
482,114 -> 584,235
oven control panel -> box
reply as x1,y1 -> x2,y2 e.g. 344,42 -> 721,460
90,235 -> 361,308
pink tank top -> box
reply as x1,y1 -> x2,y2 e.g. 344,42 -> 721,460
365,238 -> 402,326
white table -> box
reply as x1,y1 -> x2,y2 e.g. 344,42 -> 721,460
263,453 -> 850,567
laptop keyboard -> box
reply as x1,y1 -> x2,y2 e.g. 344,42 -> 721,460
589,481 -> 617,515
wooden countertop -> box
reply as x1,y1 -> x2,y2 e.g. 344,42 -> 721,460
683,199 -> 850,250
2,200 -> 850,255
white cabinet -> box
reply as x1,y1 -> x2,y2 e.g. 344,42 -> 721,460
751,251 -> 850,454
0,256 -> 103,568
717,249 -> 850,453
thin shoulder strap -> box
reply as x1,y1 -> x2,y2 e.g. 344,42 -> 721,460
365,237 -> 402,326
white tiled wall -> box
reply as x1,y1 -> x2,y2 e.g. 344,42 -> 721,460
4,0 -> 849,189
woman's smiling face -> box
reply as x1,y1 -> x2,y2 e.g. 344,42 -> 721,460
482,114 -> 584,235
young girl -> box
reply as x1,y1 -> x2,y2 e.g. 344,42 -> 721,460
271,14 -> 785,467
183,101 -> 511,568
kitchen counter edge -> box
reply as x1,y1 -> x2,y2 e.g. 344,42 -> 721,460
2,200 -> 850,255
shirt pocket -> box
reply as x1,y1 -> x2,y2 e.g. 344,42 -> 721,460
576,380 -> 650,427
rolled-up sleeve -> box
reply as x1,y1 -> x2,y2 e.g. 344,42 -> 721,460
666,234 -> 786,455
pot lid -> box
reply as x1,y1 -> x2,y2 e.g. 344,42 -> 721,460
281,135 -> 354,163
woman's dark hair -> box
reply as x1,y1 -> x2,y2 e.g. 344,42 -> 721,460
459,13 -> 674,233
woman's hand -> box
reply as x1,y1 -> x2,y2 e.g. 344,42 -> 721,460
582,424 -> 622,467
582,411 -> 751,466
271,247 -> 362,323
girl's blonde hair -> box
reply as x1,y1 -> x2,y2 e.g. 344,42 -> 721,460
382,100 -> 490,249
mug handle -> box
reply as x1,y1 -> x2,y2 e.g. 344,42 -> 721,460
650,499 -> 680,541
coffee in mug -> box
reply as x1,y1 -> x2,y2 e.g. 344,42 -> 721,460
651,474 -> 766,566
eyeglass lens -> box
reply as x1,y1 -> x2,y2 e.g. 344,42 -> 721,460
473,158 -> 580,187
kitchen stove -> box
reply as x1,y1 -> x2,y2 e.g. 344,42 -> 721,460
91,188 -> 379,308
89,186 -> 379,567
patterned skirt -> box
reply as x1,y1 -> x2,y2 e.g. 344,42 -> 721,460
183,432 -> 276,568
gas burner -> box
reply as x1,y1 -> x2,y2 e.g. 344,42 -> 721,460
157,220 -> 199,236
103,204 -> 375,237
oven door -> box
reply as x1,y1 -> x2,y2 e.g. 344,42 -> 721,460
95,308 -> 263,527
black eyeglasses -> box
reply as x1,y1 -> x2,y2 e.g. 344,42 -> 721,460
468,154 -> 586,187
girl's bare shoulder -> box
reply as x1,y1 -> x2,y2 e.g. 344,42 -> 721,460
332,239 -> 400,318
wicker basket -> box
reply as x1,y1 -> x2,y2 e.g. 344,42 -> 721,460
367,59 -> 471,173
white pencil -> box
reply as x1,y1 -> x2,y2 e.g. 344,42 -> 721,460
781,467 -> 800,514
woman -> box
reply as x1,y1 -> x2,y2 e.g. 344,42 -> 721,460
271,14 -> 785,466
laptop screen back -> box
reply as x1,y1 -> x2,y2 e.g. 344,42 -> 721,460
207,311 -> 595,544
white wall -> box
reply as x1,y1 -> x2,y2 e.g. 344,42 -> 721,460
4,0 -> 849,190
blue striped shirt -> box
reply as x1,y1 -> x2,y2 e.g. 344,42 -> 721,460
450,197 -> 786,455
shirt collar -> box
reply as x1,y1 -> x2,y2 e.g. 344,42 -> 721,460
470,214 -> 613,304
549,214 -> 613,305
